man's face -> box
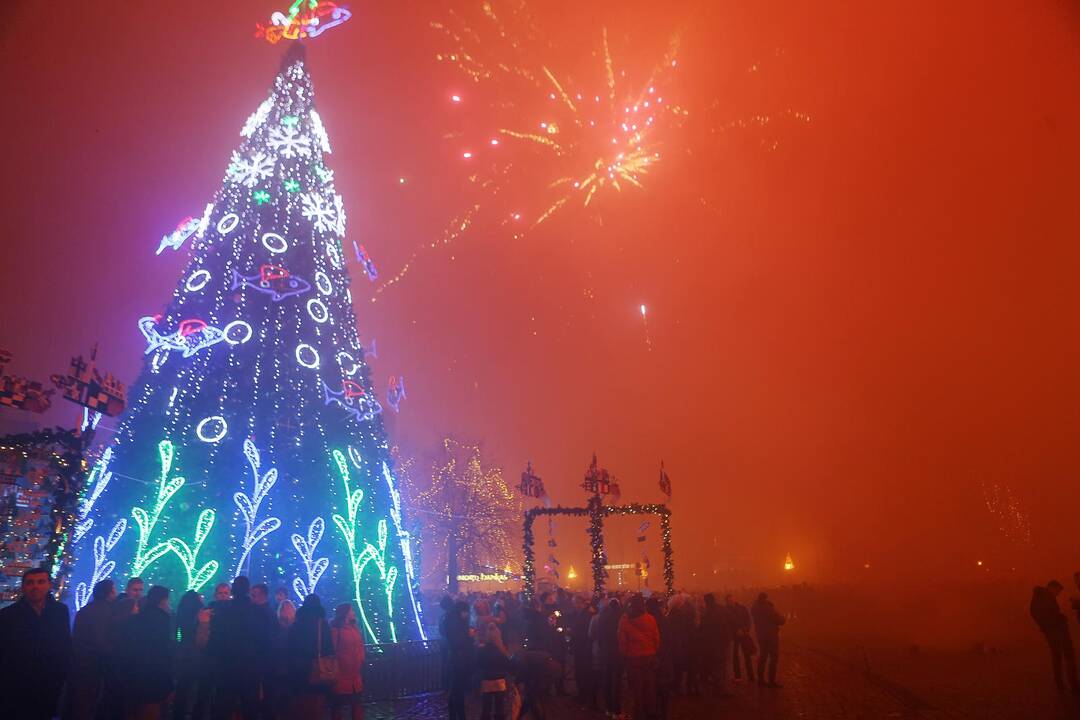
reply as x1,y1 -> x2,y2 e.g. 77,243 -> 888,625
127,581 -> 144,600
252,588 -> 267,605
275,590 -> 286,604
215,585 -> 231,602
22,572 -> 50,604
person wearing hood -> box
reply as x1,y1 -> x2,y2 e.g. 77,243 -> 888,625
1031,580 -> 1079,692
751,592 -> 786,688
618,594 -> 660,719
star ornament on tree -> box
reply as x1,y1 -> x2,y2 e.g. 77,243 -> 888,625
255,1 -> 353,44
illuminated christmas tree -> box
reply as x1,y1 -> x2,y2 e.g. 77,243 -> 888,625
66,35 -> 424,643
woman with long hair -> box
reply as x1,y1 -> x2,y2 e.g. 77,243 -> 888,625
476,620 -> 511,720
285,594 -> 334,719
329,603 -> 365,720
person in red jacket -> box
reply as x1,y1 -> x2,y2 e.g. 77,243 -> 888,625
330,603 -> 366,720
618,594 -> 660,719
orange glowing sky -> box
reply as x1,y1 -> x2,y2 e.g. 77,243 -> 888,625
2,0 -> 1079,587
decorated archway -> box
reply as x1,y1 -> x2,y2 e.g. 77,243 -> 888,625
522,494 -> 674,598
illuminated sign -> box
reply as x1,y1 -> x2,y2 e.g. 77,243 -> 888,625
456,573 -> 512,583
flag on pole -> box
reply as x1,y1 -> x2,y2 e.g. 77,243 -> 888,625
659,460 -> 672,499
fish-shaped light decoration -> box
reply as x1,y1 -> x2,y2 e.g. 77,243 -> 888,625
256,1 -> 352,44
231,265 -> 311,301
156,216 -> 200,255
322,380 -> 382,423
386,375 -> 406,412
138,317 -> 226,358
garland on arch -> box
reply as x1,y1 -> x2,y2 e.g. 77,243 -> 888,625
522,497 -> 673,599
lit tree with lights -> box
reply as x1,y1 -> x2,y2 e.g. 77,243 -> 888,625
66,35 -> 425,643
406,438 -> 520,593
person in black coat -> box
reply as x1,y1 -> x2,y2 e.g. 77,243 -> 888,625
443,600 -> 473,720
751,592 -> 786,688
594,597 -> 623,716
1031,580 -> 1079,692
285,594 -> 335,719
725,594 -> 755,683
701,593 -> 733,694
437,595 -> 455,689
115,585 -> 175,717
0,567 -> 71,720
570,597 -> 598,709
68,578 -> 117,719
207,576 -> 275,720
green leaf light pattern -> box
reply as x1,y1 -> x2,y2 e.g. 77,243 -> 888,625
168,509 -> 219,591
131,440 -> 186,576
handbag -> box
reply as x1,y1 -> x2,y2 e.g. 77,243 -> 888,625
480,678 -> 507,693
309,621 -> 339,686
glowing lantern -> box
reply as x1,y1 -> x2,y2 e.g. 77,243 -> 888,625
567,565 -> 578,581
783,553 -> 795,572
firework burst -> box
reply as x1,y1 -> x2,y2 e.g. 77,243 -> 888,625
375,2 -> 685,297
436,3 -> 685,227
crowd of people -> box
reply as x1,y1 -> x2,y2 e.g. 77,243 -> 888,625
437,586 -> 788,720
0,564 -> 793,720
0,568 -> 366,720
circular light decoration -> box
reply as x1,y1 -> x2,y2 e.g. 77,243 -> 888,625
217,213 -> 240,235
262,232 -> 289,254
307,298 -> 329,324
326,241 -> 343,269
315,271 -> 333,296
185,269 -> 212,292
196,415 -> 228,443
295,343 -> 320,369
223,320 -> 253,345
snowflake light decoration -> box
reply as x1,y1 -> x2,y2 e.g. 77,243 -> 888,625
268,125 -> 312,159
228,151 -> 275,188
301,192 -> 337,234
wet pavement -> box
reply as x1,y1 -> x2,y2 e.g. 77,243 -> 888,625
362,644 -> 1080,720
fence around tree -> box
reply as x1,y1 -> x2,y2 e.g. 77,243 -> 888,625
362,640 -> 443,700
